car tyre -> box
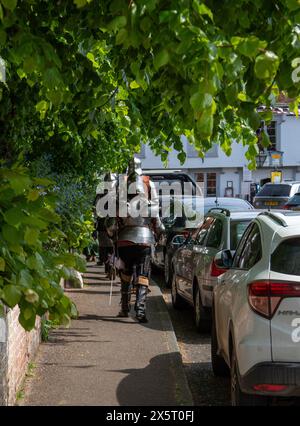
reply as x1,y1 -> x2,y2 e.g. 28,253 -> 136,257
211,310 -> 229,377
194,285 -> 211,333
171,273 -> 185,309
231,346 -> 269,406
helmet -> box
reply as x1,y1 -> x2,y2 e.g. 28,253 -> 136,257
104,172 -> 118,182
127,157 -> 142,178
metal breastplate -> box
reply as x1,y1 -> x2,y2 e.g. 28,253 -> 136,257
118,216 -> 155,245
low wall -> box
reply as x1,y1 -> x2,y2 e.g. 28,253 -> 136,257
0,307 -> 41,405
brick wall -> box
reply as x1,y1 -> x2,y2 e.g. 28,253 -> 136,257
0,307 -> 41,405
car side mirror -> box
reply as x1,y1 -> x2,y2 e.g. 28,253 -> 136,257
170,234 -> 186,248
214,249 -> 234,269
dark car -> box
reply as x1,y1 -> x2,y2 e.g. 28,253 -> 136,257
153,195 -> 254,287
253,182 -> 300,209
145,170 -> 201,197
283,193 -> 300,210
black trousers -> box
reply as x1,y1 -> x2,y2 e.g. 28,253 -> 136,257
118,246 -> 151,286
117,245 -> 151,318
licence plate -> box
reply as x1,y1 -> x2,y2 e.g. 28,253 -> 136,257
265,201 -> 279,206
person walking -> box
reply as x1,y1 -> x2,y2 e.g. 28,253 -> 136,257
113,158 -> 164,323
95,173 -> 118,273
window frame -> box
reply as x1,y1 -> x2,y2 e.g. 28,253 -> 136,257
234,223 -> 263,270
205,218 -> 224,249
194,216 -> 215,246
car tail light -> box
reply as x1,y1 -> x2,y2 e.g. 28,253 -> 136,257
253,384 -> 288,393
182,230 -> 191,239
210,260 -> 228,277
248,280 -> 300,318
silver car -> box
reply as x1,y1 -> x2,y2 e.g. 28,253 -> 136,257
171,209 -> 260,332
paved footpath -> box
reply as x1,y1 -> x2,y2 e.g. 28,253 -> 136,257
21,263 -> 193,406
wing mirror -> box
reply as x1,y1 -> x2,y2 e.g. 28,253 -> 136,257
214,249 -> 234,269
170,234 -> 187,248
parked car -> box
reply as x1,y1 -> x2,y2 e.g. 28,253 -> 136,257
283,192 -> 300,210
211,210 -> 300,405
203,197 -> 253,213
253,181 -> 300,209
170,209 -> 260,332
153,196 -> 253,286
153,195 -> 204,286
145,170 -> 201,197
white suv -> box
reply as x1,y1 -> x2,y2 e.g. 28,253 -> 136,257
211,211 -> 300,405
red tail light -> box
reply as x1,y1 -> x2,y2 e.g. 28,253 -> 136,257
182,230 -> 191,239
253,384 -> 288,393
248,280 -> 300,318
283,205 -> 291,210
210,260 -> 228,277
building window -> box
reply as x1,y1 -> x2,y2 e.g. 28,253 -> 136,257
266,121 -> 277,151
196,172 -> 217,197
187,143 -> 218,158
207,173 -> 217,197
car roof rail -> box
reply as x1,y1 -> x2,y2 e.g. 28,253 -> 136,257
207,207 -> 231,217
259,211 -> 288,227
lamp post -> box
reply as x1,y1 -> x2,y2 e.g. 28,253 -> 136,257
256,152 -> 268,168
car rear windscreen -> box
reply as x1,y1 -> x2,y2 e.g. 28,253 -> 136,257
257,184 -> 291,197
230,221 -> 250,250
271,238 -> 300,276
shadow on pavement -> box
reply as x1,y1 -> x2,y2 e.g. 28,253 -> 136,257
112,353 -> 187,406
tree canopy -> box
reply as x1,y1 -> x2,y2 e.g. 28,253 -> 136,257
1,0 -> 300,330
1,0 -> 300,171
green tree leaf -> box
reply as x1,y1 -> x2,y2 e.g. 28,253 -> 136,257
24,289 -> 39,304
0,257 -> 5,272
2,224 -> 22,244
1,0 -> 17,12
4,207 -> 25,226
24,227 -> 40,246
254,51 -> 279,80
154,49 -> 169,70
3,285 -> 22,308
107,16 -> 127,32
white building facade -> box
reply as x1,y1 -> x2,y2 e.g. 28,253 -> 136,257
139,110 -> 300,200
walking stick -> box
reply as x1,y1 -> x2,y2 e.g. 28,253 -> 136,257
108,224 -> 118,306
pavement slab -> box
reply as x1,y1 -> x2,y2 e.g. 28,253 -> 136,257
20,263 -> 193,406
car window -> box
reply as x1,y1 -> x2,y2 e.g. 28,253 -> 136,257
232,223 -> 254,268
161,200 -> 185,227
271,238 -> 300,276
257,184 -> 291,197
204,199 -> 252,213
206,219 -> 223,249
161,203 -> 175,225
289,193 -> 300,204
238,223 -> 262,270
230,221 -> 251,250
195,216 -> 215,245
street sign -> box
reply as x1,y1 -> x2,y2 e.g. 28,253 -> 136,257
271,170 -> 283,183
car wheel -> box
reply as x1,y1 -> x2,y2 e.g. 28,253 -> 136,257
171,273 -> 185,309
211,310 -> 229,377
164,254 -> 172,288
231,346 -> 269,406
194,285 -> 211,333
